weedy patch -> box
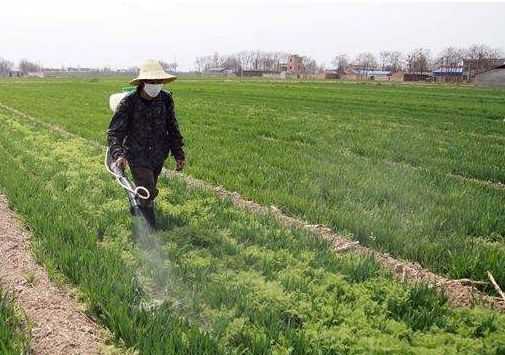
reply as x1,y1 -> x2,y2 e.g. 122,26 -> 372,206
24,272 -> 36,287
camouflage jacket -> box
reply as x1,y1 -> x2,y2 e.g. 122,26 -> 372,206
107,88 -> 185,169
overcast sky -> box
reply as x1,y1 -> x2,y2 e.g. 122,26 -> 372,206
1,0 -> 504,70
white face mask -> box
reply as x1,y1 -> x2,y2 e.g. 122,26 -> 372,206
143,83 -> 163,97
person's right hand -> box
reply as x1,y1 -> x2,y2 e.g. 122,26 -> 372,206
115,157 -> 128,171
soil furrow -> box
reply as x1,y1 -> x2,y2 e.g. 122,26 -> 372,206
0,194 -> 104,355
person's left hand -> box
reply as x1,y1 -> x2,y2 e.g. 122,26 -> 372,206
175,159 -> 186,171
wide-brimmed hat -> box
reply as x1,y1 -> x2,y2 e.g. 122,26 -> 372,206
129,59 -> 177,85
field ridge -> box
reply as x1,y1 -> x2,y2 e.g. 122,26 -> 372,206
164,169 -> 505,311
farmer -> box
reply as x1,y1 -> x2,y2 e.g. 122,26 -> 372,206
107,59 -> 185,228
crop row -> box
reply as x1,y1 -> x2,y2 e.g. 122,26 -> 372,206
0,107 -> 218,353
1,92 -> 505,353
0,79 -> 504,289
0,291 -> 29,354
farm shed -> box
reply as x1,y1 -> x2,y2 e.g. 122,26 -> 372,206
403,73 -> 432,82
464,58 -> 505,80
8,69 -> 23,77
432,67 -> 463,82
324,69 -> 339,80
390,71 -> 404,81
241,70 -> 269,77
475,64 -> 505,87
205,67 -> 235,77
206,67 -> 227,73
351,69 -> 391,80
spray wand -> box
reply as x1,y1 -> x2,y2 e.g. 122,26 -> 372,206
104,147 -> 150,217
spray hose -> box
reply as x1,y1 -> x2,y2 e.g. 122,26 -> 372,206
104,148 -> 150,200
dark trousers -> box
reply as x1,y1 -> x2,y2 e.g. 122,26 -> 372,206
130,165 -> 163,227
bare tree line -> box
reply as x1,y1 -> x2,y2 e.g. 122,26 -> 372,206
195,51 -> 288,73
340,44 -> 502,75
194,50 -> 321,74
0,58 -> 14,74
0,58 -> 42,75
1,43 -> 502,77
194,44 -> 501,76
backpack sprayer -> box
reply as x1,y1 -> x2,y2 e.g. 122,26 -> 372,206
105,89 -> 150,218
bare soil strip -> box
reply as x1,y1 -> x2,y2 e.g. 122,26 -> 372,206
0,195 -> 104,355
164,170 -> 505,312
1,102 -> 504,312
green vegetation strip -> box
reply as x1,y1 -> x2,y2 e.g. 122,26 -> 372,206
0,79 -> 504,289
0,291 -> 29,355
1,95 -> 505,353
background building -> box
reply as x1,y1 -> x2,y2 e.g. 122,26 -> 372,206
432,67 -> 464,82
475,64 -> 505,87
464,58 -> 505,80
287,55 -> 304,74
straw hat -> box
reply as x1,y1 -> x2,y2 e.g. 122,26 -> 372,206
129,59 -> 177,85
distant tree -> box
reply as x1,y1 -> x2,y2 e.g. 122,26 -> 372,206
18,59 -> 40,74
379,51 -> 391,71
489,47 -> 504,59
333,54 -> 349,73
195,57 -> 205,73
355,52 -> 377,69
464,44 -> 504,78
389,51 -> 403,72
194,54 -> 219,72
212,52 -> 223,68
0,58 -> 14,75
379,51 -> 403,72
466,44 -> 504,61
406,48 -> 431,74
194,57 -> 203,72
302,56 -> 318,74
160,61 -> 177,73
240,51 -> 255,71
354,52 -> 377,79
436,47 -> 464,68
195,50 -> 290,74
222,55 -> 241,72
127,66 -> 139,74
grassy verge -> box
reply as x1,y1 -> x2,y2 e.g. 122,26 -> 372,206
1,94 -> 505,353
0,79 -> 504,288
0,291 -> 29,354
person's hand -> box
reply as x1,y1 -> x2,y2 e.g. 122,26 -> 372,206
175,159 -> 185,172
115,157 -> 128,171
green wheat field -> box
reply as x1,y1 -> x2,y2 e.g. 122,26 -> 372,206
1,78 -> 505,354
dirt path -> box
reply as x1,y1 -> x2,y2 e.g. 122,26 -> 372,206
0,194 -> 104,355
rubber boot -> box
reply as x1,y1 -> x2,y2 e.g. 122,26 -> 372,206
141,205 -> 156,230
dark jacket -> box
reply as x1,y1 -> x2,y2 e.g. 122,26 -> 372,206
107,88 -> 185,169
